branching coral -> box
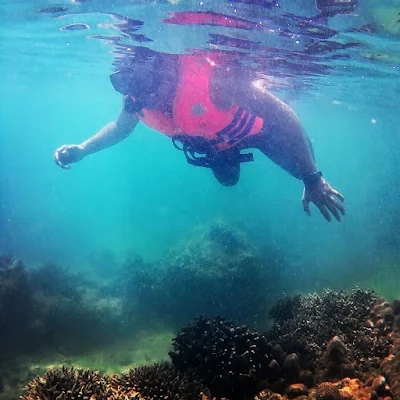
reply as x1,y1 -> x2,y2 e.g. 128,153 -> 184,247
266,288 -> 391,375
169,315 -> 272,399
110,361 -> 209,400
21,367 -> 111,400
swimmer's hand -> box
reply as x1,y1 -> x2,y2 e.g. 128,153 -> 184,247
302,177 -> 345,222
54,144 -> 85,169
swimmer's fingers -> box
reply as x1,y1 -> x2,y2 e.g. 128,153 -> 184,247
56,159 -> 71,170
304,196 -> 333,222
329,187 -> 345,203
316,193 -> 345,222
303,179 -> 345,222
54,146 -> 71,170
302,198 -> 311,216
325,199 -> 341,222
329,195 -> 345,216
315,202 -> 332,222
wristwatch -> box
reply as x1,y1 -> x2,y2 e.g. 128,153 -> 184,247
303,171 -> 323,186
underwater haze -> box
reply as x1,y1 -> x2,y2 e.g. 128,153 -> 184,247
1,0 -> 399,290
0,0 -> 399,396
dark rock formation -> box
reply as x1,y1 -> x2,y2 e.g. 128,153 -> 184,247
286,383 -> 308,398
320,336 -> 356,381
283,353 -> 301,382
271,344 -> 286,367
298,369 -> 314,388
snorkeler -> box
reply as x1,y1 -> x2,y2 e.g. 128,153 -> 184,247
54,49 -> 345,222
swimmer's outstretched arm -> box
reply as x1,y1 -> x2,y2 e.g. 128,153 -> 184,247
238,82 -> 345,222
54,101 -> 138,169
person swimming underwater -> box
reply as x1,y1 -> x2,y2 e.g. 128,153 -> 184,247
54,48 -> 345,222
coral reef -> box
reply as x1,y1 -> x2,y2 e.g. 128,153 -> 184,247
0,256 -> 122,354
267,295 -> 301,324
256,296 -> 399,399
21,363 -> 209,400
116,254 -> 166,327
167,290 -> 398,399
0,256 -> 128,398
266,288 -> 391,376
169,315 -> 272,399
256,377 -> 392,399
21,367 -> 111,400
3,251 -> 397,400
117,221 -> 286,328
0,255 -> 34,354
110,361 -> 210,399
19,290 -> 400,400
314,382 -> 342,400
380,299 -> 400,399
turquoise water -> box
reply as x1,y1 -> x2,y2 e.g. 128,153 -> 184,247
0,0 -> 399,387
2,1 -> 399,289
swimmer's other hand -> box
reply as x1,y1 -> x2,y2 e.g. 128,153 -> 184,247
54,144 -> 85,169
302,177 -> 345,222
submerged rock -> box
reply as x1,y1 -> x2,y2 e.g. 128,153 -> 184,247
283,353 -> 301,382
322,336 -> 356,381
286,383 -> 308,398
271,344 -> 287,368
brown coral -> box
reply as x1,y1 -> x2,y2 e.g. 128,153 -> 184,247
110,361 -> 209,400
379,299 -> 400,399
21,366 -> 111,400
315,382 -> 342,400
